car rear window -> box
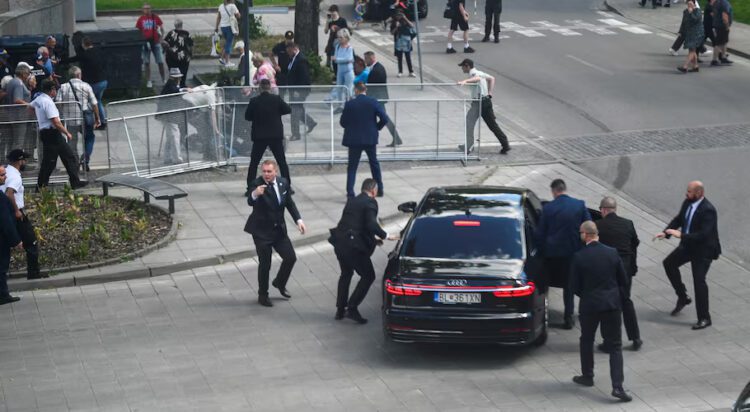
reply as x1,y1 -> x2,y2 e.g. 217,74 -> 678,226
403,215 -> 524,260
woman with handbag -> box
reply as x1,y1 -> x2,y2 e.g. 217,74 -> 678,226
215,0 -> 241,67
678,0 -> 704,73
390,12 -> 416,77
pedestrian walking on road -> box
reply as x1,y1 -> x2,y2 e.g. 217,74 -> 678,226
331,178 -> 397,324
244,79 -> 292,194
244,159 -> 306,307
340,82 -> 388,198
456,58 -> 510,154
0,165 -> 23,305
482,0 -> 502,43
135,3 -> 166,88
164,19 -> 194,88
570,221 -> 633,403
445,0 -> 474,53
364,51 -> 402,147
215,0 -> 241,67
654,181 -> 720,330
535,179 -> 592,330
709,0 -> 733,66
678,0 -> 703,73
594,197 -> 642,351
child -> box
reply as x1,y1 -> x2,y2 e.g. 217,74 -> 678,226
353,0 -> 367,28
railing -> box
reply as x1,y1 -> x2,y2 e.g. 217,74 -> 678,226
0,100 -> 82,161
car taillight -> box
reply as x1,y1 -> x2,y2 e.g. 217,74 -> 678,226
493,282 -> 535,297
385,279 -> 422,296
453,220 -> 480,227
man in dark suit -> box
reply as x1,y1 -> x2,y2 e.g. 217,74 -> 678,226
570,221 -> 633,402
482,0 -> 502,43
595,197 -> 642,351
0,165 -> 22,305
245,79 -> 293,195
244,159 -> 306,307
535,179 -> 592,329
654,181 -> 721,330
363,51 -> 402,147
331,178 -> 397,323
340,82 -> 389,198
285,43 -> 317,141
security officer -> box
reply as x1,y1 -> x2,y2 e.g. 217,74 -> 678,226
1,149 -> 44,279
0,165 -> 23,305
570,221 -> 632,402
331,178 -> 397,324
595,197 -> 642,351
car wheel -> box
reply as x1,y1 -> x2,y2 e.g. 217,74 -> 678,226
532,294 -> 548,347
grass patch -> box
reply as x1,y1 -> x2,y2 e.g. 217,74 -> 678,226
97,0 -> 292,11
732,0 -> 750,25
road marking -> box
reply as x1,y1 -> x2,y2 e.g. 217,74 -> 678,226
551,28 -> 582,36
566,54 -> 614,75
620,26 -> 652,34
598,18 -> 628,26
355,29 -> 380,38
596,11 -> 617,18
517,30 -> 545,37
657,32 -> 676,40
500,22 -> 525,29
530,20 -> 560,28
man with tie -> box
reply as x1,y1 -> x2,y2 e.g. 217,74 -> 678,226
654,181 -> 721,330
244,159 -> 306,307
285,42 -> 317,141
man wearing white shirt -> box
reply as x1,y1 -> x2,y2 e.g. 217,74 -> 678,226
456,59 -> 510,155
244,160 -> 306,307
31,79 -> 86,189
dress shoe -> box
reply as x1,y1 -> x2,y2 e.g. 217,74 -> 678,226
692,319 -> 712,330
631,339 -> 643,351
258,295 -> 273,307
562,316 -> 575,330
670,296 -> 692,316
345,308 -> 368,324
71,180 -> 89,190
494,37 -> 500,43
271,279 -> 291,298
572,375 -> 594,387
481,36 -> 490,43
500,146 -> 511,155
611,387 -> 632,402
306,121 -> 317,134
0,296 -> 21,305
335,308 -> 345,320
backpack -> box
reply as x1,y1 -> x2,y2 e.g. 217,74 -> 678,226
443,0 -> 455,19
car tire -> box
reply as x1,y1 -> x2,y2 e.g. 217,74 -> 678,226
532,294 -> 548,347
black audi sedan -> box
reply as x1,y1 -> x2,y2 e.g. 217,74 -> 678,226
382,186 -> 548,345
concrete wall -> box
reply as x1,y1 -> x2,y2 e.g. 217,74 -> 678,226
0,0 -> 74,36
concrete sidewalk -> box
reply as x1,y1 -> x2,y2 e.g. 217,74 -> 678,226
605,0 -> 750,59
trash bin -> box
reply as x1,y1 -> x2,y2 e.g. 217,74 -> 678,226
71,29 -> 143,90
0,34 -> 69,70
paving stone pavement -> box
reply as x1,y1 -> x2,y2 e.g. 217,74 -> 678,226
3,162 -> 750,411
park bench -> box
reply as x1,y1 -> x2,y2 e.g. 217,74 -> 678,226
96,174 -> 187,214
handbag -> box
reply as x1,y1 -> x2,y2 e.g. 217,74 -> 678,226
443,0 -> 455,19
225,4 -> 239,35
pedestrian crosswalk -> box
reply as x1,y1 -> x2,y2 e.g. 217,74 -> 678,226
354,15 -> 653,46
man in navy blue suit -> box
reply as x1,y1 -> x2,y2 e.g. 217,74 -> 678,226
535,179 -> 592,329
340,82 -> 389,198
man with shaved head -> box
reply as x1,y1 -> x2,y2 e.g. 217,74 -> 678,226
654,181 -> 721,330
595,197 -> 642,351
570,221 -> 632,402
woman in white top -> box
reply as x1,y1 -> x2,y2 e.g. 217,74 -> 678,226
215,0 -> 241,67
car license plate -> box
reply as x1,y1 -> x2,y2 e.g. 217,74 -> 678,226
435,292 -> 481,304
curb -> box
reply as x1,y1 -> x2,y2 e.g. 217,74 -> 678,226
8,210 -> 407,292
96,5 -> 294,17
603,0 -> 750,60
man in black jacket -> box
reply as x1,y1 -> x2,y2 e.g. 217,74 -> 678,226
0,165 -> 23,305
482,0 -> 502,43
245,159 -> 306,307
331,178 -> 396,323
245,79 -> 293,194
285,43 -> 317,141
654,181 -> 721,330
364,51 -> 402,147
570,221 -> 632,402
595,197 -> 642,351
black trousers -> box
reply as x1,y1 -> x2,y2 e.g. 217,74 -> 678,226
395,51 -> 413,74
640,0 -> 657,7
290,92 -> 315,139
246,139 -> 290,190
0,250 -> 10,298
37,128 -> 81,188
466,97 -> 509,150
335,247 -> 376,310
600,274 -> 640,342
580,310 -> 624,389
484,10 -> 501,38
545,256 -> 575,320
346,145 -> 382,197
254,234 -> 296,297
176,62 -> 189,88
16,212 -> 40,277
663,246 -> 712,321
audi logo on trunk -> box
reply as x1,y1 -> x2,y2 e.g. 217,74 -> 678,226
446,279 -> 468,287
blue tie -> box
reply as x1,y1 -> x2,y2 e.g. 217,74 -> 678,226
684,204 -> 694,234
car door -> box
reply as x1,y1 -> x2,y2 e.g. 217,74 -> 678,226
523,195 -> 546,293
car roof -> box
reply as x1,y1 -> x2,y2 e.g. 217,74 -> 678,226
417,186 -> 527,218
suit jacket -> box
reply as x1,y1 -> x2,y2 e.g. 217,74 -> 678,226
332,193 -> 387,255
535,194 -> 592,258
244,176 -> 302,242
340,94 -> 389,147
366,62 -> 388,102
665,197 -> 721,260
1,191 -> 21,270
595,213 -> 640,276
286,52 -> 311,89
244,92 -> 292,141
570,241 -> 629,314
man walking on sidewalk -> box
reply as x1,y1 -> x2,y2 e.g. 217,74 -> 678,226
456,59 -> 510,154
445,0 -> 474,54
709,0 -> 733,66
